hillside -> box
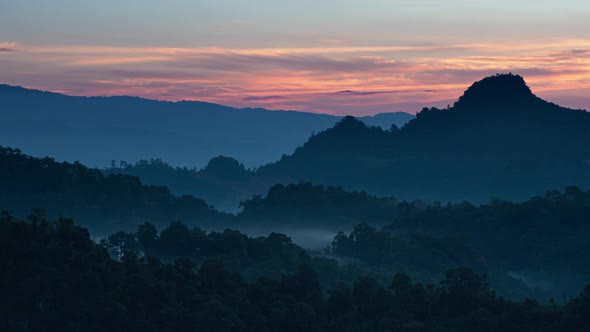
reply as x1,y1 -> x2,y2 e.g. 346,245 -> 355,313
0,146 -> 229,233
238,182 -> 399,226
104,157 -> 292,212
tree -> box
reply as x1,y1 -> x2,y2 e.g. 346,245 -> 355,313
102,231 -> 139,260
137,222 -> 158,252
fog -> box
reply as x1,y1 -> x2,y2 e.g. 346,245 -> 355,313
240,227 -> 343,250
204,224 -> 347,250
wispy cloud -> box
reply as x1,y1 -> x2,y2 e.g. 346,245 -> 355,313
333,89 -> 438,96
0,42 -> 17,52
335,90 -> 398,96
243,95 -> 287,101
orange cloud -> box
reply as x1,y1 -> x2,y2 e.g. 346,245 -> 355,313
1,40 -> 589,114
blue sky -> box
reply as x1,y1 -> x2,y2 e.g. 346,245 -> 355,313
2,0 -> 588,46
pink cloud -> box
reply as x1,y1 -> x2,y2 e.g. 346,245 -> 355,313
1,41 -> 589,115
0,42 -> 17,52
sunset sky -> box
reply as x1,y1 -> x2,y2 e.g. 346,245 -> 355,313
1,0 -> 590,115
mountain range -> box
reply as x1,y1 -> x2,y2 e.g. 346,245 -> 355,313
0,84 -> 413,168
3,74 -> 590,206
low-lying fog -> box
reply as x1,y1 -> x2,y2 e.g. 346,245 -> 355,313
203,225 -> 346,250
92,224 -> 347,251
240,227 -> 342,250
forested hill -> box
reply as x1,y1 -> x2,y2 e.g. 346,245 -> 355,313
237,182 -> 399,226
104,156 -> 291,213
258,74 -> 590,202
0,146 -> 229,233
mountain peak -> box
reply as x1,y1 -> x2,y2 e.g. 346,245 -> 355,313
202,156 -> 249,180
453,73 -> 537,111
333,115 -> 367,130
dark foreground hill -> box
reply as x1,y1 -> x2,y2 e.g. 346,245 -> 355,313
0,84 -> 413,168
258,74 -> 590,202
2,213 -> 590,331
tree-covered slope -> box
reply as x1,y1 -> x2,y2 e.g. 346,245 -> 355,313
0,147 -> 228,233
258,74 -> 590,202
0,84 -> 413,168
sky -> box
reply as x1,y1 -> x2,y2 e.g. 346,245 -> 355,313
1,0 -> 590,115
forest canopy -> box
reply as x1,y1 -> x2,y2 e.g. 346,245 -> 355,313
2,213 -> 590,332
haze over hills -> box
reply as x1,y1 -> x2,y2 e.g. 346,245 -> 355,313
6,143 -> 590,299
104,156 -> 291,212
258,74 -> 590,202
0,84 -> 414,168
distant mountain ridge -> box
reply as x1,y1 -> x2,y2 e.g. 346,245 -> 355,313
0,84 -> 414,168
258,74 -> 590,202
